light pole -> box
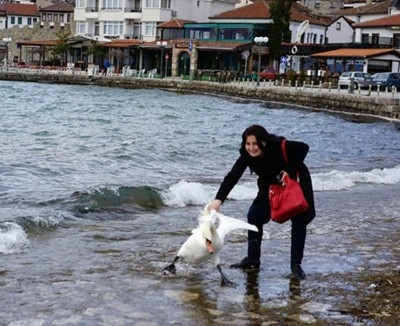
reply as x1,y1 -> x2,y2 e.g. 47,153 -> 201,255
2,37 -> 12,71
254,36 -> 269,86
156,41 -> 168,78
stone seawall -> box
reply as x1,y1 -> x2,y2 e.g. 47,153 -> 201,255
1,71 -> 400,122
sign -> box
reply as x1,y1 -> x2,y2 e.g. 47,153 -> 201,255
242,50 -> 250,59
165,53 -> 169,61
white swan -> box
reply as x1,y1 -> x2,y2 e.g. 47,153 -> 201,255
162,208 -> 258,286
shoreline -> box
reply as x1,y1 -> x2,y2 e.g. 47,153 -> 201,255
1,70 -> 400,123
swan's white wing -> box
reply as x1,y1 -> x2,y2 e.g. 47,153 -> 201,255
213,211 -> 258,242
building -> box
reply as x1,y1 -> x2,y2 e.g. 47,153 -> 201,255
73,0 -> 238,42
0,3 -> 39,29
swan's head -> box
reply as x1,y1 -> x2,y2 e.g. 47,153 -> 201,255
200,219 -> 215,255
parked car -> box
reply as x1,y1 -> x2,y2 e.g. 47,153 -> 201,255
338,71 -> 373,90
259,67 -> 277,81
372,72 -> 400,91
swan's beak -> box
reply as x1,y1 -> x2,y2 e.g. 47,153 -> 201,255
206,239 -> 214,254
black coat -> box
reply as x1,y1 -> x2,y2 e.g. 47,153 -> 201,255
215,139 -> 316,221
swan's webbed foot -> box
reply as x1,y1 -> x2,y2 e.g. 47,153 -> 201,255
217,264 -> 236,287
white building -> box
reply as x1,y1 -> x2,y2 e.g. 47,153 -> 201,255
325,16 -> 355,43
73,0 -> 238,42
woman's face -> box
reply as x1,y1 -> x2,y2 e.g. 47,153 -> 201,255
245,135 -> 263,157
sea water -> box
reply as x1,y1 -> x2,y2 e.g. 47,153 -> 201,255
0,80 -> 399,325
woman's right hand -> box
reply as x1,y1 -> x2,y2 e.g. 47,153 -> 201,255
207,199 -> 222,212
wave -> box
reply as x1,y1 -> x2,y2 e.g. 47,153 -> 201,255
0,222 -> 30,254
2,165 -> 399,254
70,185 -> 164,215
160,165 -> 400,207
312,164 -> 400,191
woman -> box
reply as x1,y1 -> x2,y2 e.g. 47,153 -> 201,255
207,125 -> 315,279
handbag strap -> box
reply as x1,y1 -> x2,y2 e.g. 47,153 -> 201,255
281,139 -> 289,164
281,139 -> 300,181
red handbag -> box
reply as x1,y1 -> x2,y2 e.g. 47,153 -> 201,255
269,140 -> 309,224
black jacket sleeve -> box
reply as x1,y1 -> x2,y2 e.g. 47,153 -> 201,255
215,154 -> 248,203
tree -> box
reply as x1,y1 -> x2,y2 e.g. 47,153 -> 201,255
85,39 -> 106,65
52,29 -> 72,67
268,0 -> 294,63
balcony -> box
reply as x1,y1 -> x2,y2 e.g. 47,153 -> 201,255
85,7 -> 99,19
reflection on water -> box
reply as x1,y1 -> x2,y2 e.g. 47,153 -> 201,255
289,277 -> 302,300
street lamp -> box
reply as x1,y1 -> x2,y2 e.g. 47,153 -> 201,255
2,37 -> 12,71
156,41 -> 168,78
254,36 -> 269,86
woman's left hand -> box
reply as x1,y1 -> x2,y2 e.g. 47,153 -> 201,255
278,170 -> 289,182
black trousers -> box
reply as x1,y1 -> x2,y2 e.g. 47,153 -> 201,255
247,198 -> 314,266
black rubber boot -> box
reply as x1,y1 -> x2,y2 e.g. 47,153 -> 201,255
291,264 -> 306,280
230,238 -> 261,269
230,257 -> 260,269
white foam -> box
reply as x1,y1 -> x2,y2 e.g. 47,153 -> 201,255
0,222 -> 30,254
160,165 -> 400,207
313,165 -> 400,191
160,180 -> 215,207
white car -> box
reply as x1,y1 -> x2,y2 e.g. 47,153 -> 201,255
338,72 -> 373,90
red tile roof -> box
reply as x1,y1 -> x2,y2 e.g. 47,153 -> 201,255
138,38 -> 250,51
353,13 -> 400,27
39,2 -> 74,13
102,39 -> 143,48
0,3 -> 39,16
210,1 -> 270,19
333,0 -> 392,15
211,0 -> 327,26
157,18 -> 195,29
15,39 -> 58,46
312,48 -> 400,58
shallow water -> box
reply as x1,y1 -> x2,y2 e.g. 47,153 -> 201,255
1,81 -> 400,325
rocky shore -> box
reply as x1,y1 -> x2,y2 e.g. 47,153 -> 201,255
1,70 -> 400,123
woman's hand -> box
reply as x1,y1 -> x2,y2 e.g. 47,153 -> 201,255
207,199 -> 222,212
278,170 -> 289,182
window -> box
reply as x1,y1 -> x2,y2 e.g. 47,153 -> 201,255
372,33 -> 379,45
76,21 -> 86,34
18,17 -> 22,25
188,28 -> 217,40
336,22 -> 341,30
103,21 -> 123,36
67,14 -> 71,23
54,14 -> 58,22
48,14 -> 53,22
60,15 -> 64,23
103,0 -> 121,9
393,33 -> 400,48
319,34 -> 324,44
76,0 -> 86,8
144,22 -> 156,36
161,0 -> 170,8
28,18 -> 32,25
133,23 -> 141,38
361,33 -> 369,44
42,14 -> 46,22
145,0 -> 160,8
